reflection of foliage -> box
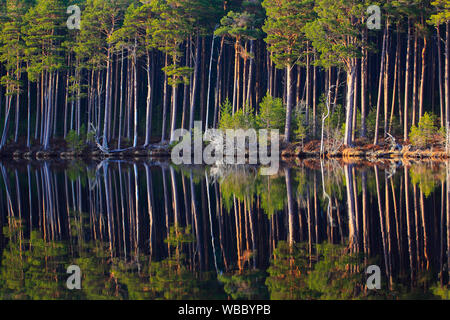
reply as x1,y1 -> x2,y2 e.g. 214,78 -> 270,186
409,164 -> 445,198
66,161 -> 88,188
431,284 -> 450,300
256,175 -> 286,217
307,243 -> 364,300
266,241 -> 364,300
148,257 -> 201,300
165,225 -> 195,248
218,168 -> 286,217
219,270 -> 269,300
219,169 -> 258,211
0,220 -> 226,300
0,223 -> 70,300
265,241 -> 314,300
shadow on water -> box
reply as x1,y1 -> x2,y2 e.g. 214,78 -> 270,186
0,159 -> 448,300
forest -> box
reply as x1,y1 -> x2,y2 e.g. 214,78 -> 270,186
0,0 -> 449,155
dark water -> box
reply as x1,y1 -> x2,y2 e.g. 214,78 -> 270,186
0,159 -> 448,300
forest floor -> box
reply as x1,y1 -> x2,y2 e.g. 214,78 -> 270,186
0,136 -> 448,161
281,136 -> 449,161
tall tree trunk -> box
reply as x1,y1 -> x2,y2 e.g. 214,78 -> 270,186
419,37 -> 427,120
404,21 -> 412,141
161,52 -> 168,142
437,26 -> 444,128
344,65 -> 356,146
361,29 -> 368,138
374,25 -> 387,145
102,46 -> 112,149
285,65 -> 294,143
189,34 -> 201,131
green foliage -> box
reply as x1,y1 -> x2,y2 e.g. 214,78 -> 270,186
265,241 -> 315,299
257,94 -> 285,130
66,130 -> 84,152
409,164 -> 446,197
409,112 -> 440,148
218,270 -> 269,300
218,98 -> 234,130
262,0 -> 314,68
165,225 -> 195,248
303,0 -> 366,69
307,243 -> 364,299
266,241 -> 364,300
218,99 -> 257,130
294,114 -> 307,144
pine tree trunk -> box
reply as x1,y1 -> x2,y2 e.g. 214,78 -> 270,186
344,65 -> 356,146
118,49 -> 124,149
374,25 -> 387,145
102,45 -> 112,149
189,35 -> 201,131
445,22 -> 450,132
419,37 -> 427,120
412,31 -> 418,126
161,52 -> 168,142
206,34 -> 216,129
404,21 -> 412,141
133,45 -> 138,148
361,29 -> 368,138
144,51 -> 153,147
437,26 -> 444,128
285,65 -> 293,143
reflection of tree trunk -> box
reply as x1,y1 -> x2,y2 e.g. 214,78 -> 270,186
134,164 -> 139,266
162,168 -> 170,256
447,162 -> 450,283
384,173 -> 393,287
419,190 -> 429,270
103,162 -> 114,258
404,166 -> 415,286
362,171 -> 369,258
375,166 -> 387,279
285,168 -> 295,247
307,187 -> 312,266
391,178 -> 401,264
413,184 -> 420,270
144,163 -> 154,260
352,167 -> 359,246
205,172 -> 219,273
248,198 -> 256,269
216,183 -> 228,270
118,163 -> 127,258
440,180 -> 445,285
344,164 -> 357,251
190,170 -> 201,270
314,174 -> 319,252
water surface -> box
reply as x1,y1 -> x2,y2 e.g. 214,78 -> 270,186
0,159 -> 448,300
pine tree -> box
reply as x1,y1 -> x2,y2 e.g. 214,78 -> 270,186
262,0 -> 314,143
304,0 -> 367,146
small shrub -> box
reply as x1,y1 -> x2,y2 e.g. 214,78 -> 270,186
218,99 -> 257,130
257,94 -> 285,130
66,130 -> 84,152
409,112 -> 439,148
294,114 -> 307,146
218,99 -> 234,130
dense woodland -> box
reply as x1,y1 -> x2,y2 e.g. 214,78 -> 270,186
0,0 -> 450,151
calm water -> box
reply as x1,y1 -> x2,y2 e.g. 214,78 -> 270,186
0,159 -> 448,300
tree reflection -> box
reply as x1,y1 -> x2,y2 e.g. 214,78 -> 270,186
0,160 -> 447,299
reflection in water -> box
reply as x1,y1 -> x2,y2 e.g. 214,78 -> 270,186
0,160 -> 448,300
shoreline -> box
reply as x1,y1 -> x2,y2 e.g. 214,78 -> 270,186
0,143 -> 448,162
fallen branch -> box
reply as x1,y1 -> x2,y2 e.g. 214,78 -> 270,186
89,123 -> 136,154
